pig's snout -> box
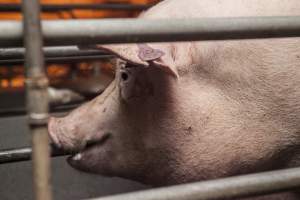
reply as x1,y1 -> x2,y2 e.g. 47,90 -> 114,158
48,117 -> 85,151
48,115 -> 111,153
48,117 -> 62,148
48,113 -> 113,174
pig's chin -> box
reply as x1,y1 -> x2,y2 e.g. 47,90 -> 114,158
66,134 -> 111,173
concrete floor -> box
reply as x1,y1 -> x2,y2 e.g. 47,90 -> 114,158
0,116 -> 148,200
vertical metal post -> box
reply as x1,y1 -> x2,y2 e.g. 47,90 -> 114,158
22,1 -> 52,200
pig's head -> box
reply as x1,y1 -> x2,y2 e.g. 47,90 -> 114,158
48,39 -> 300,186
48,43 -> 187,185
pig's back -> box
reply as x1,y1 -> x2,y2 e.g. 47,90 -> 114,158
141,0 -> 300,18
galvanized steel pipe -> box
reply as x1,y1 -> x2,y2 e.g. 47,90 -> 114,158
0,145 -> 70,164
0,16 -> 300,47
0,46 -> 107,59
88,167 -> 300,200
0,55 -> 113,65
22,0 -> 52,199
0,46 -> 113,64
0,3 -> 151,12
0,103 -> 82,118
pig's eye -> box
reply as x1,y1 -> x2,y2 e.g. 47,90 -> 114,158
119,69 -> 136,101
121,72 -> 129,82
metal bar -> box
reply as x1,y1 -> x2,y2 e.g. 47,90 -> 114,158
0,147 -> 299,200
0,145 -> 70,164
0,55 -> 114,65
0,46 -> 112,64
0,46 -> 107,59
0,103 -> 82,118
0,3 -> 151,12
22,0 -> 52,200
0,16 -> 300,47
87,167 -> 300,200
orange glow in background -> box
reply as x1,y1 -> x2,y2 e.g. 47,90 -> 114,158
0,0 -> 159,91
0,0 -> 160,20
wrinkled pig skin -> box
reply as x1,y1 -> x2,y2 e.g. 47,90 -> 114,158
48,0 -> 300,199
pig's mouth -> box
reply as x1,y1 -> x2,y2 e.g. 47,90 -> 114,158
68,133 -> 111,161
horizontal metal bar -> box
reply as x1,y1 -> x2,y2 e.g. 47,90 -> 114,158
0,145 -> 70,164
0,46 -> 107,59
0,103 -> 82,118
0,46 -> 113,65
88,167 -> 300,200
0,55 -> 113,65
0,3 -> 151,12
0,16 -> 300,47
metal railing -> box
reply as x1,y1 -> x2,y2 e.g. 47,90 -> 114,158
0,103 -> 82,118
87,167 -> 300,200
0,16 -> 299,47
0,46 -> 107,59
0,2 -> 299,200
22,0 -> 52,199
0,145 -> 70,164
0,46 -> 113,64
0,55 -> 112,65
0,3 -> 151,12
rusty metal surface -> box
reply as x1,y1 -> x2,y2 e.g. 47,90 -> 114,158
22,0 -> 52,199
0,17 -> 300,47
87,167 -> 300,200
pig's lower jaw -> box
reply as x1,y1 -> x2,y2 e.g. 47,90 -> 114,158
66,134 -> 112,174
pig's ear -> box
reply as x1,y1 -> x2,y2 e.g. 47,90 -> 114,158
143,43 -> 179,78
92,44 -> 179,78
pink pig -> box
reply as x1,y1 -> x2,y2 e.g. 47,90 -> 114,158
48,0 -> 300,199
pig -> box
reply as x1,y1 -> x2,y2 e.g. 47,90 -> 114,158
48,0 -> 300,199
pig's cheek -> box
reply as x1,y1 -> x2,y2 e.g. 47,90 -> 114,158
120,80 -> 135,101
